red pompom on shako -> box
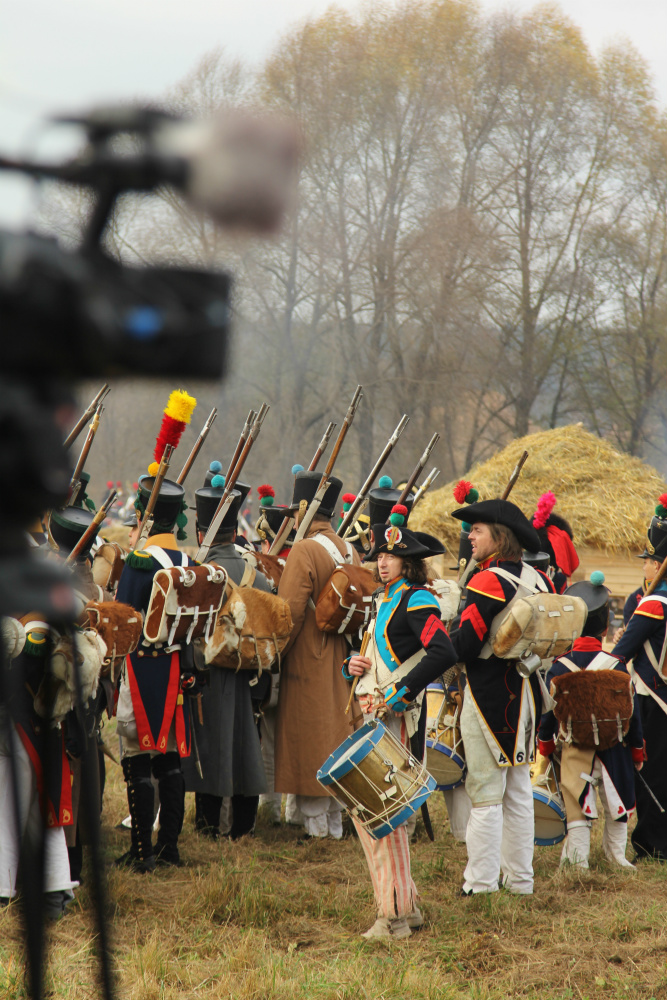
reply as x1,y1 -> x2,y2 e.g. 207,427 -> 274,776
342,493 -> 356,505
257,484 -> 275,499
453,480 -> 473,504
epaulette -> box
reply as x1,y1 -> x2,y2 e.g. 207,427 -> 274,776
125,550 -> 155,571
635,597 -> 666,620
466,569 -> 506,602
21,617 -> 51,657
406,589 -> 440,612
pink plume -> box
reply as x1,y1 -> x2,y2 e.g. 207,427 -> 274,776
533,491 -> 557,530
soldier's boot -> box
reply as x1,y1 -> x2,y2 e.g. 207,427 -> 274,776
195,793 -> 223,840
228,795 -> 258,840
115,754 -> 156,873
152,752 -> 185,867
560,821 -> 590,869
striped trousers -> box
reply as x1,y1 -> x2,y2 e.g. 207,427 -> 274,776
353,709 -> 418,918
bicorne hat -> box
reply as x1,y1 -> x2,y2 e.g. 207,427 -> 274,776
451,498 -> 540,554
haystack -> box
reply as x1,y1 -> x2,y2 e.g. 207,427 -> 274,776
412,425 -> 667,557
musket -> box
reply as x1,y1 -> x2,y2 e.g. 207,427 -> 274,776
293,386 -> 363,544
412,467 -> 440,509
268,420 -> 337,555
501,450 -> 529,501
65,490 -> 118,565
393,432 -> 440,511
196,404 -> 270,562
176,407 -> 218,485
459,449 -> 530,589
67,402 -> 104,506
63,384 -> 110,449
135,444 -> 175,550
337,414 -> 410,538
224,409 -> 256,485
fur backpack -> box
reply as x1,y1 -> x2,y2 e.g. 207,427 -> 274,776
144,563 -> 228,646
551,653 -> 634,751
84,600 -> 143,678
204,580 -> 293,675
33,629 -> 107,722
315,564 -> 377,636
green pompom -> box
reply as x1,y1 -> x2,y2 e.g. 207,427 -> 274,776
261,496 -> 274,507
590,570 -> 605,586
379,475 -> 393,489
461,521 -> 472,533
466,488 -> 479,503
389,512 -> 405,526
656,504 -> 667,519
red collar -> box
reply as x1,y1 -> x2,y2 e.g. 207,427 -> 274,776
572,636 -> 602,652
478,554 -> 499,570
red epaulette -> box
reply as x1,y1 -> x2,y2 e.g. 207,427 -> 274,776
466,569 -> 506,602
636,598 -> 666,620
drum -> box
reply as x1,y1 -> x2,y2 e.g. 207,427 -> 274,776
424,682 -> 467,791
532,760 -> 566,846
317,719 -> 436,840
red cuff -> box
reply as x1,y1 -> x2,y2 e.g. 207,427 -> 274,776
538,738 -> 556,757
631,742 -> 647,764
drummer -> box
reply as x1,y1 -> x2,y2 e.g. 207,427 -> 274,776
538,574 -> 644,869
344,509 -> 458,939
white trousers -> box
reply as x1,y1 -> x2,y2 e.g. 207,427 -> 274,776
258,706 -> 282,822
443,785 -> 473,841
296,795 -> 343,838
0,729 -> 75,899
461,694 -> 534,894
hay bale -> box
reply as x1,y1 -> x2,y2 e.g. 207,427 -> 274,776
411,424 -> 667,557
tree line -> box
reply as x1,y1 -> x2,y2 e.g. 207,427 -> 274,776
43,0 -> 667,505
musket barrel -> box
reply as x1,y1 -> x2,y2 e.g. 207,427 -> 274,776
66,490 -> 117,564
63,384 -> 110,449
396,431 -> 440,507
224,408 -> 255,484
337,414 -> 409,538
176,407 -> 218,485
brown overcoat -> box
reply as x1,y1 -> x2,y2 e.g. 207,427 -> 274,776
274,522 -> 361,796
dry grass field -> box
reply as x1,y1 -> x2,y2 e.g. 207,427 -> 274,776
2,726 -> 667,1000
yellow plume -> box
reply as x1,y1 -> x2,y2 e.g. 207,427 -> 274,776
164,390 -> 197,424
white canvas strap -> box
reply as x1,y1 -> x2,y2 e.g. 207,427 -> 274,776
143,546 -> 188,570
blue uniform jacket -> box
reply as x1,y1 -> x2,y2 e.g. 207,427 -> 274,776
613,581 -> 667,712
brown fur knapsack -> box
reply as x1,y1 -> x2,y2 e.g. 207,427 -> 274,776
552,654 -> 633,751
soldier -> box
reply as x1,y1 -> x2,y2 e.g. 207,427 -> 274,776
449,499 -> 555,896
613,496 -> 667,861
275,470 -> 360,839
114,475 -> 195,872
182,470 -> 272,841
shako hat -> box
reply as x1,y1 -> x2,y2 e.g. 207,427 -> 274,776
451,498 -> 540,554
136,476 -> 187,534
203,461 -> 251,506
48,506 -> 97,559
367,476 -> 414,527
645,495 -> 667,562
194,486 -> 242,534
522,550 -> 551,574
288,470 -> 342,519
72,471 -> 96,512
255,483 -> 295,544
565,572 -> 610,637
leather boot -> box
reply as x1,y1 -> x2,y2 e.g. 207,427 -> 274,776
195,793 -> 223,839
228,795 -> 258,840
152,752 -> 185,866
116,755 -> 155,873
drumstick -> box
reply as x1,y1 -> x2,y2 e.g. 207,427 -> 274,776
345,631 -> 371,715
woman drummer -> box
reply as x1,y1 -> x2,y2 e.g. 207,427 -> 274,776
343,508 -> 458,939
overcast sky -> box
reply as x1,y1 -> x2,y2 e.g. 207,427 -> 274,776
1,0 -> 665,226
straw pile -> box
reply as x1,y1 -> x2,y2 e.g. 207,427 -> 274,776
412,424 -> 667,556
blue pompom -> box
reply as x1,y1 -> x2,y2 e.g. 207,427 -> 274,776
590,570 -> 605,586
211,474 -> 225,488
292,464 -> 304,475
209,460 -> 222,473
461,521 -> 472,533
378,475 -> 393,489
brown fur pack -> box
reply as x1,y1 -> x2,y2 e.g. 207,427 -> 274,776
144,564 -> 227,644
552,669 -> 633,751
204,581 -> 293,674
84,600 -> 143,676
315,565 -> 377,636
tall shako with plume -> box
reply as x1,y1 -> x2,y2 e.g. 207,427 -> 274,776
367,476 -> 414,526
132,390 -> 197,544
532,490 -> 579,591
452,479 -> 478,572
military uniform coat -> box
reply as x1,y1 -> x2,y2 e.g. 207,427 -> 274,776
275,522 -> 361,797
182,541 -> 271,798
